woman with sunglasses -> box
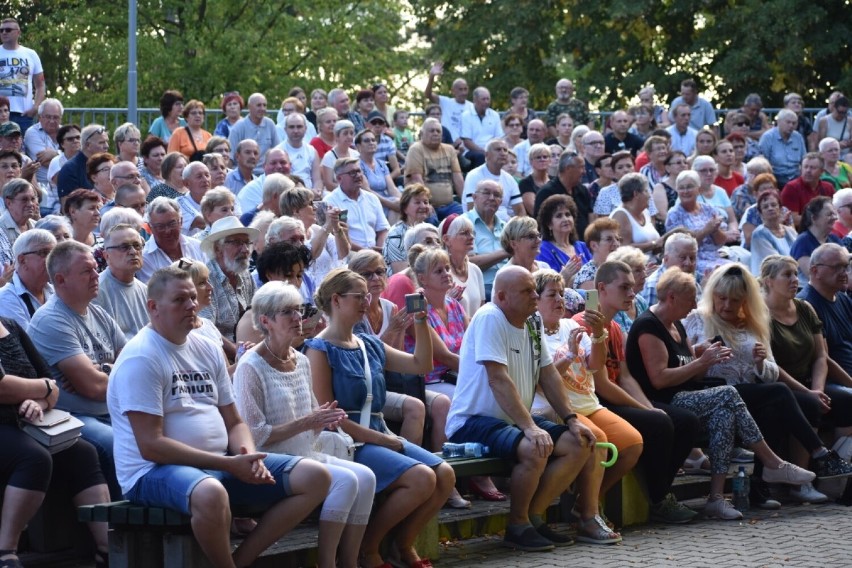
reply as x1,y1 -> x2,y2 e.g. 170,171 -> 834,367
502,113 -> 524,148
307,268 -> 453,568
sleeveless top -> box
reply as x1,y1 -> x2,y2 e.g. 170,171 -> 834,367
611,206 -> 660,248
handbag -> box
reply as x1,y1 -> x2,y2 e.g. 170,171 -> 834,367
21,408 -> 84,454
184,128 -> 205,162
315,338 -> 374,460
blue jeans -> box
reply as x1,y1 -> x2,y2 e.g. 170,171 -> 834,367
76,413 -> 120,499
433,201 -> 464,222
10,113 -> 34,135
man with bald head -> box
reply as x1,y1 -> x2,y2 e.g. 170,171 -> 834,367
514,119 -> 547,177
605,110 -> 643,156
227,93 -> 279,176
424,62 -> 474,149
225,139 -> 259,195
545,79 -> 591,138
580,130 -> 606,186
460,87 -> 503,168
447,265 -> 596,551
237,147 -> 291,213
405,117 -> 464,219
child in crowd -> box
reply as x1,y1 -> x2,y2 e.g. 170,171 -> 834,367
393,109 -> 415,165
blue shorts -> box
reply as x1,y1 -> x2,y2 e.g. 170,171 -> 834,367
449,415 -> 568,460
125,453 -> 302,515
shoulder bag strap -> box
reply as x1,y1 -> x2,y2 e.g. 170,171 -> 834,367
357,337 -> 373,429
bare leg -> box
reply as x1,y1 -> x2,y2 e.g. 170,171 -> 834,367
507,439 -> 548,525
749,439 -> 786,469
73,483 -> 111,554
0,486 -> 45,550
709,473 -> 726,497
429,394 -> 451,452
189,479 -> 235,568
529,434 -> 591,519
399,397 -> 425,446
338,523 -> 368,568
395,463 -> 455,565
575,446 -> 606,520
601,443 -> 642,496
318,520 -> 346,568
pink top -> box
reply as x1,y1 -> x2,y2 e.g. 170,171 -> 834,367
405,296 -> 466,383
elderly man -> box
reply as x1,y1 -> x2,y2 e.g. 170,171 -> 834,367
759,109 -> 807,187
0,227 -> 54,328
228,93 -> 279,176
514,119 -> 548,177
462,139 -> 525,221
137,197 -> 205,283
459,87 -> 503,167
424,62 -> 473,147
640,232 -> 700,306
240,172 -> 293,227
57,123 -> 109,202
780,152 -> 835,229
605,110 -> 644,156
666,104 -> 698,156
739,93 -> 770,141
1,178 -> 38,244
0,17 -> 45,133
112,183 -> 148,222
323,157 -> 388,252
782,92 -> 816,151
199,216 -> 258,343
668,78 -> 717,132
28,239 -> 127,497
446,266 -> 596,551
224,139 -> 259,195
533,151 -> 594,237
545,78 -> 591,137
580,130 -> 606,185
99,161 -> 145,216
107,266 -> 328,568
176,162 -> 212,235
23,98 -> 61,191
327,88 -> 363,131
277,113 -> 320,190
405,117 -> 464,220
236,147 -> 291,213
464,179 -> 510,299
93,223 -> 148,340
365,110 -> 402,179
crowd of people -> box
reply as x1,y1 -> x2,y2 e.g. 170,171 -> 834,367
3,14 -> 852,567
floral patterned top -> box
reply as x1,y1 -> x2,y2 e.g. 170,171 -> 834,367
404,296 -> 466,384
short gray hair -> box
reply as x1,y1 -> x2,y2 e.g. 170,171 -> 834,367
833,187 -> 852,208
113,122 -> 140,144
13,228 -> 56,258
3,178 -> 34,200
266,216 -> 305,245
664,232 -> 698,255
46,239 -> 92,282
775,108 -> 797,123
692,155 -> 716,172
403,222 -> 439,249
181,161 -> 209,181
200,187 -> 234,219
38,98 -> 64,117
811,243 -> 846,267
263,173 -> 294,202
100,207 -> 143,235
147,196 -> 181,218
251,281 -> 304,337
35,214 -> 72,236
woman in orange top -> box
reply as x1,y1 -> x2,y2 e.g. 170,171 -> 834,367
167,100 -> 212,162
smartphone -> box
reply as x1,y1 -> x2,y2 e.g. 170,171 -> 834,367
710,335 -> 726,347
339,209 -> 349,223
585,290 -> 599,312
314,201 -> 327,226
405,293 -> 426,314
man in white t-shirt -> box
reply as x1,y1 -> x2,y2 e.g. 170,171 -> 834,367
424,61 -> 473,150
446,266 -> 596,552
462,139 -> 525,222
0,18 -> 44,133
107,266 -> 329,568
278,113 -> 321,190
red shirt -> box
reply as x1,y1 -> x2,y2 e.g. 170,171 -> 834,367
634,151 -> 650,171
715,171 -> 744,196
310,137 -> 333,160
780,177 -> 835,214
572,313 -> 624,385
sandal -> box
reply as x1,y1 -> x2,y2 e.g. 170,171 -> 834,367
683,454 -> 712,475
576,515 -> 622,545
0,550 -> 22,568
446,488 -> 472,509
469,479 -> 506,501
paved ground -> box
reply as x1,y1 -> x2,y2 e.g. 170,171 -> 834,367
436,499 -> 852,567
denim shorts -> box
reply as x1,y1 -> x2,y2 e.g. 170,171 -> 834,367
449,415 -> 568,460
125,453 -> 302,515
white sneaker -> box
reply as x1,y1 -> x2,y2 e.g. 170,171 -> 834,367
762,461 -> 817,485
789,482 -> 829,504
704,497 -> 743,520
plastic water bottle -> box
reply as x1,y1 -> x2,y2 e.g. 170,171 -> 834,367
732,465 -> 750,511
442,442 -> 489,458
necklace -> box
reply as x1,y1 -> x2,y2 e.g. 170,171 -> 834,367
544,323 -> 560,335
264,339 -> 292,363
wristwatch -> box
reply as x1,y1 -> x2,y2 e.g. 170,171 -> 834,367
101,363 -> 113,376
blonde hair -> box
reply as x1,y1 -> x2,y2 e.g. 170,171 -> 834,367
656,267 -> 695,300
759,254 -> 797,292
412,248 -> 450,286
698,263 -> 771,349
314,268 -> 365,315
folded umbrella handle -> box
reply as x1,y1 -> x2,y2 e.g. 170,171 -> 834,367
596,442 -> 618,468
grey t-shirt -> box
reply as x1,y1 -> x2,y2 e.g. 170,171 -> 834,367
93,268 -> 150,341
28,295 -> 127,416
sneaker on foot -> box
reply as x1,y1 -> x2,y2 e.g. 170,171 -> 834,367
704,497 -> 743,520
503,524 -> 555,552
749,478 -> 781,510
762,461 -> 816,485
731,447 -> 755,463
649,493 -> 698,524
789,482 -> 829,504
811,450 -> 852,479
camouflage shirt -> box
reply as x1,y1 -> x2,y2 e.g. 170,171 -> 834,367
545,99 -> 590,127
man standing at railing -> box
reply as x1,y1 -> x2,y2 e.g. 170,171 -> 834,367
0,18 -> 44,134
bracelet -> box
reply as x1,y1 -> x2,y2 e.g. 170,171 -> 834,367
414,316 -> 427,324
590,330 -> 609,344
44,379 -> 52,398
563,413 -> 577,423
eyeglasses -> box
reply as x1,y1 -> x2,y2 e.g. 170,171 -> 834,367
122,138 -> 141,144
96,166 -> 112,175
22,248 -> 52,258
13,195 -> 38,204
358,268 -> 387,280
275,305 -> 306,319
106,242 -> 144,253
586,141 -> 604,146
223,238 -> 252,248
63,135 -> 81,142
813,262 -> 851,274
339,170 -> 363,178
113,173 -> 142,180
0,28 -> 19,33
734,121 -> 750,127
506,122 -> 522,128
83,127 -> 106,145
520,232 -> 542,241
476,190 -> 503,200
339,292 -> 372,303
151,220 -> 180,231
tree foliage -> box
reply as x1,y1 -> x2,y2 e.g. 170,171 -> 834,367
4,0 -> 422,109
413,0 -> 852,111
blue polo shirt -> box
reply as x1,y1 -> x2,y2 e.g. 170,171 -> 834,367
465,208 -> 506,299
758,128 -> 806,184
797,284 -> 852,375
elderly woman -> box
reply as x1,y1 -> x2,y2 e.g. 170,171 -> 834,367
502,216 -> 547,273
311,108 -> 338,160
113,122 -> 143,167
574,218 -> 621,290
569,125 -> 590,157
147,89 -> 185,143
233,281 -> 376,568
502,113 -> 524,148
205,136 -> 231,159
146,152 -> 188,203
139,135 -> 167,188
357,129 -> 401,218
536,194 -> 591,288
383,184 -> 433,274
639,136 -> 669,187
86,152 -> 117,203
193,188 -> 236,240
611,173 -> 662,255
607,246 -> 650,334
168,100 -> 212,162
507,87 -> 536,134
320,120 -> 359,191
532,269 -> 639,542
0,316 -> 110,568
711,140 -> 743,196
685,263 -> 852,504
666,170 -> 729,276
202,152 -> 228,188
280,186 -> 349,287
383,226 -> 442,309
626,268 -> 816,519
35,214 -> 72,242
749,190 -> 797,274
652,151 -> 687,220
63,188 -> 102,247
519,143 -> 553,215
307,268 -> 454,568
820,137 -> 852,190
440,214 -> 485,318
214,92 -> 244,138
690,156 -> 739,239
789,196 -> 841,288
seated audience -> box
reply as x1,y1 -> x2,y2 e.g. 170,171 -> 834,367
93,223 -> 148,340
574,218 -> 621,290
535,194 -> 591,288
0,228 -> 55,329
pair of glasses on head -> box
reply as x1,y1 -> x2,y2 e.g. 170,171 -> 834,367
177,257 -> 195,270
22,248 -> 52,258
83,127 -> 106,145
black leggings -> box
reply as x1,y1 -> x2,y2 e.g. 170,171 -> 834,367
0,424 -> 106,495
794,384 -> 852,429
602,402 -> 700,504
733,382 -> 823,475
